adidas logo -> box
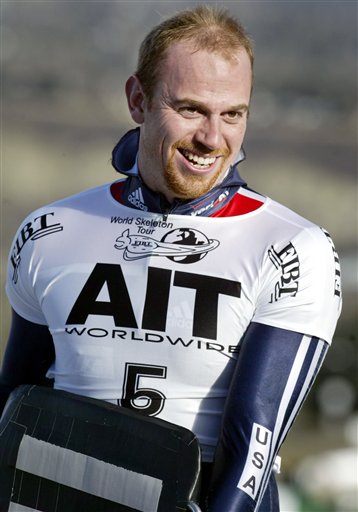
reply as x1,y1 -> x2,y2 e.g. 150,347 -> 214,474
167,300 -> 193,329
128,187 -> 148,211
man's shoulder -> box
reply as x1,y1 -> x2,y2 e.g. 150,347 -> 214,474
261,195 -> 339,265
243,192 -> 339,257
227,186 -> 316,229
23,181 -> 121,219
10,181 -> 125,240
49,181 -> 117,209
263,195 -> 316,229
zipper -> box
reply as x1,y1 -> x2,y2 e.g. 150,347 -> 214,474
160,196 -> 184,221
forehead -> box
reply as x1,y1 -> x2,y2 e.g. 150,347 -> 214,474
155,41 -> 252,105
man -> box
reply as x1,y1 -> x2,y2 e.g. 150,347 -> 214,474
0,5 -> 341,511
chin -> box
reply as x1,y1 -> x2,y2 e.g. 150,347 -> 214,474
164,160 -> 225,201
167,179 -> 215,201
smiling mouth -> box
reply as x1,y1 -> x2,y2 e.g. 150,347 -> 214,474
180,149 -> 218,169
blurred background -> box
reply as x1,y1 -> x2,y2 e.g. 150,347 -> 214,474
1,1 -> 357,510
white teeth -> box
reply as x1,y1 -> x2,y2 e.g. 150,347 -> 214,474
182,150 -> 216,166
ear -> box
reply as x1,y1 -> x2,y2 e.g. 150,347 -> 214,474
125,75 -> 146,124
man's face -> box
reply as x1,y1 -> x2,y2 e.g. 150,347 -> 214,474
127,41 -> 252,202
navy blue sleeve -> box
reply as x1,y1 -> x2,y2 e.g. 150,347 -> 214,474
206,322 -> 329,512
0,309 -> 55,415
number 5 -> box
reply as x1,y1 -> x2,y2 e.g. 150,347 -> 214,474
120,363 -> 167,416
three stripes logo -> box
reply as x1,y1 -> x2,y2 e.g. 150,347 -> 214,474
128,187 -> 148,212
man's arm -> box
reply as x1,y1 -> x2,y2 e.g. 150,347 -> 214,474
207,322 -> 328,512
0,309 -> 55,415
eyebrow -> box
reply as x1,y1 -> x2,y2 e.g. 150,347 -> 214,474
172,98 -> 250,113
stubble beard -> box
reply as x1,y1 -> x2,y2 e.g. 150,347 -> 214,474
164,141 -> 230,200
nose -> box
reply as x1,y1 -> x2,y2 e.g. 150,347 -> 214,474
194,115 -> 224,151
